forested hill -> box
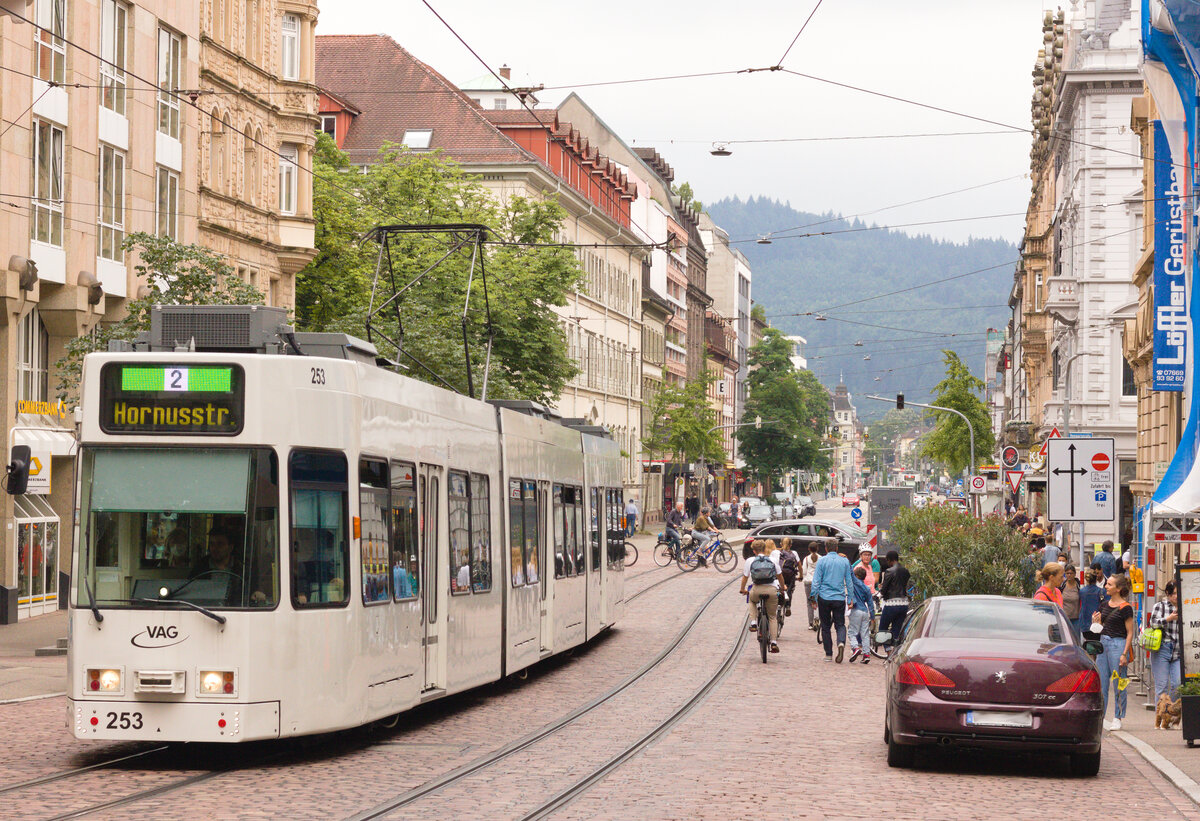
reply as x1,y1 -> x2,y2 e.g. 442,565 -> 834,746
707,196 -> 1018,423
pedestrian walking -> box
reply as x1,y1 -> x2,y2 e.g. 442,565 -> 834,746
1094,540 -> 1118,577
847,565 -> 875,664
1076,567 -> 1105,634
770,537 -> 801,617
811,541 -> 855,663
624,497 -> 638,538
1032,562 -> 1064,608
1060,565 -> 1081,623
852,547 -> 881,593
1042,532 -> 1061,566
878,550 -> 910,651
1090,574 -> 1135,731
802,542 -> 820,630
1150,581 -> 1182,703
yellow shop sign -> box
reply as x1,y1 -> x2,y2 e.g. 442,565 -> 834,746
16,400 -> 69,419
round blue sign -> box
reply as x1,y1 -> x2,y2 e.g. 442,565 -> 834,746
850,507 -> 862,520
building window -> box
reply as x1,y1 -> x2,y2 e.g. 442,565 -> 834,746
156,166 -> 179,239
100,0 -> 127,114
1034,272 -> 1043,312
279,143 -> 298,215
17,309 -> 49,403
402,129 -> 432,149
35,0 -> 65,84
31,119 -> 64,247
493,98 -> 507,110
209,109 -> 224,190
243,124 -> 256,205
1122,357 -> 1136,397
157,28 -> 182,139
281,13 -> 299,80
98,144 -> 125,261
214,0 -> 224,42
320,115 -> 336,140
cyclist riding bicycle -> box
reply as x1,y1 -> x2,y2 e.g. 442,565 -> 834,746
665,501 -> 686,552
740,538 -> 788,654
691,506 -> 717,563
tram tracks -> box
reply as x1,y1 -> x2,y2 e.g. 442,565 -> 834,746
520,617 -> 749,820
347,575 -> 739,821
0,744 -> 169,798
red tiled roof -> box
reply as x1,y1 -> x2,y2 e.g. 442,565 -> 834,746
315,34 -> 537,166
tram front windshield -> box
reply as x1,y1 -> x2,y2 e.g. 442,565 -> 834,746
77,448 -> 279,610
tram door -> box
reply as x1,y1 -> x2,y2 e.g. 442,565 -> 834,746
538,480 -> 551,652
421,465 -> 446,691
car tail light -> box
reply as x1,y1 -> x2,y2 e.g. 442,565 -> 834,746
1047,669 -> 1100,694
896,661 -> 956,688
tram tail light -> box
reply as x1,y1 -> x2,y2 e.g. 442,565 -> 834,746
87,668 -> 122,693
199,670 -> 237,696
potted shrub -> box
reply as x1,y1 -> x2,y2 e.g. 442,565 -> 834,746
1179,679 -> 1200,747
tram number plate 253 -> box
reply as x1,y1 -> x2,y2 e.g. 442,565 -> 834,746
106,711 -> 144,730
310,367 -> 326,385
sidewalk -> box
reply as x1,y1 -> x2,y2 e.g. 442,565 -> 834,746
1114,685 -> 1200,804
0,609 -> 67,703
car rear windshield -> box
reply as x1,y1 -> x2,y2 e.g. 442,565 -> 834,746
929,598 -> 1065,644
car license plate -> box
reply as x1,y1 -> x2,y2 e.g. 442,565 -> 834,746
966,710 -> 1033,728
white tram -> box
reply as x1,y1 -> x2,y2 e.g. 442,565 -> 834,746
65,306 -> 626,742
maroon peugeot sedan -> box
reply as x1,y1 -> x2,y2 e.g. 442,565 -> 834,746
882,595 -> 1104,776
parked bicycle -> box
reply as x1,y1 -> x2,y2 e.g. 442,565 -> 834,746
677,533 -> 738,573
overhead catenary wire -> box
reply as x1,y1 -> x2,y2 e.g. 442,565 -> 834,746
777,0 -> 825,65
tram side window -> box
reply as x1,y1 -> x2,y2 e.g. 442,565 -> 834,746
449,471 -> 471,594
524,480 -> 539,585
509,479 -> 525,587
590,488 -> 602,573
290,450 -> 349,608
572,487 -> 585,575
612,489 -> 625,569
604,489 -> 617,569
359,459 -> 390,605
470,473 -> 492,592
553,484 -> 567,579
391,461 -> 419,601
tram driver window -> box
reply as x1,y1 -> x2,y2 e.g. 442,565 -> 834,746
289,450 -> 349,608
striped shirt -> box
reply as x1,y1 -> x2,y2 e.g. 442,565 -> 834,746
1151,600 -> 1181,660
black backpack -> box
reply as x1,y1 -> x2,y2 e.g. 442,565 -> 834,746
778,551 -> 799,583
749,556 -> 777,584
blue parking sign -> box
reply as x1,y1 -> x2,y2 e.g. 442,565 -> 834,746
850,507 -> 862,520
1094,490 -> 1107,503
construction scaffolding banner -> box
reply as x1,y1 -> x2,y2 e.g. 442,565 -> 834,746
1153,121 -> 1188,391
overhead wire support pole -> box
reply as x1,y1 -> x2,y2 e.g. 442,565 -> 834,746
865,394 -> 975,510
697,419 -> 779,507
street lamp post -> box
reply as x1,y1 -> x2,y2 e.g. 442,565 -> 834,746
696,419 -> 778,508
1061,351 -> 1095,566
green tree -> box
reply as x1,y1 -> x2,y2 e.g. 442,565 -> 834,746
889,506 -> 1033,599
738,328 -> 831,488
641,371 -> 723,465
298,134 -> 582,405
919,350 -> 995,473
56,232 -> 264,404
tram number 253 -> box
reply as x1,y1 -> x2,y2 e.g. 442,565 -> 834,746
310,367 -> 326,385
106,711 -> 144,730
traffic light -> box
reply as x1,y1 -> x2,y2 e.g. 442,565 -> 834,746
896,393 -> 904,410
5,445 -> 30,495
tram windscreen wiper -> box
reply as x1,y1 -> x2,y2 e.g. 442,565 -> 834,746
132,597 -> 227,625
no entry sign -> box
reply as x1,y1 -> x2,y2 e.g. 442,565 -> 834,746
1091,452 -> 1110,472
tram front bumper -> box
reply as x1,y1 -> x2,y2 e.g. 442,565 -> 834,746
69,698 -> 280,742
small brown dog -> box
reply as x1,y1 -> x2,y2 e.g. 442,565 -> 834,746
1156,693 -> 1182,729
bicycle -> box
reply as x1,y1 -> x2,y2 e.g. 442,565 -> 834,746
677,534 -> 738,573
756,594 -> 771,663
623,541 -> 638,567
653,530 -> 691,567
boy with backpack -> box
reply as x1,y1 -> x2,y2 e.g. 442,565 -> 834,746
740,539 -> 786,653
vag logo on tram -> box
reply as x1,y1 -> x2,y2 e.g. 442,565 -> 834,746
131,625 -> 187,648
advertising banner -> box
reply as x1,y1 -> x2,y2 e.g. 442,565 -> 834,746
1153,121 -> 1188,391
1177,564 -> 1200,679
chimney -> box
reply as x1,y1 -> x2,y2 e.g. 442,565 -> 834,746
499,64 -> 511,80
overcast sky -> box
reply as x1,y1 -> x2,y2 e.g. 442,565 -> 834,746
317,0 -> 1061,244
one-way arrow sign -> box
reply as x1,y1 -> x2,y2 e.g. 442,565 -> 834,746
1047,437 -> 1114,522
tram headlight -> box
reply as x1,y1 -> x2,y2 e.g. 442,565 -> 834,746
87,668 -> 121,693
199,670 -> 236,696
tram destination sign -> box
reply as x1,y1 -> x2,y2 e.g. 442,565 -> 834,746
99,363 -> 244,435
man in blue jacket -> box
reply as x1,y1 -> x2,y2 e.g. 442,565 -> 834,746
811,546 -> 855,663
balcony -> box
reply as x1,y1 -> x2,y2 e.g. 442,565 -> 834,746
1043,276 -> 1079,324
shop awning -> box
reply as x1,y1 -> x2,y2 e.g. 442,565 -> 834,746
11,413 -> 77,457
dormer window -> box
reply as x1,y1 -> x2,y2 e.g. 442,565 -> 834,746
402,129 -> 432,149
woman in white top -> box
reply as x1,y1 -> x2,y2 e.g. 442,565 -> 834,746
801,541 -> 821,630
